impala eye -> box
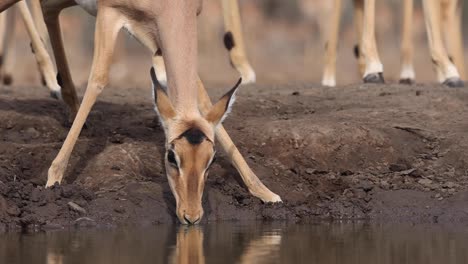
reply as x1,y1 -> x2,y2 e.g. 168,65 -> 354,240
167,150 -> 178,167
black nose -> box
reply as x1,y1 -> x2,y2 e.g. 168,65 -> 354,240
184,214 -> 201,225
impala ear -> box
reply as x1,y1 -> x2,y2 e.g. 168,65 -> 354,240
205,78 -> 242,125
151,67 -> 176,127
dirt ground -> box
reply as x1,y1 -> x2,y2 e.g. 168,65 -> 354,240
1,79 -> 468,232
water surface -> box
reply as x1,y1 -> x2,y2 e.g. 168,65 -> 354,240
1,222 -> 467,264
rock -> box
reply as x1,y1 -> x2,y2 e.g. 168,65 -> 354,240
30,188 -> 41,202
380,180 -> 390,190
359,180 -> 374,192
305,168 -> 315,175
442,182 -> 458,189
114,206 -> 126,214
408,169 -> 424,178
24,127 -> 40,138
7,205 -> 20,216
74,217 -> 96,227
68,202 -> 87,214
418,179 -> 433,187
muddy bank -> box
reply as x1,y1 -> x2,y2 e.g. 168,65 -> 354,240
1,82 -> 468,231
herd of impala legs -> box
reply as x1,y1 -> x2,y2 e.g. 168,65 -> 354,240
0,0 -> 465,224
336,0 -> 464,87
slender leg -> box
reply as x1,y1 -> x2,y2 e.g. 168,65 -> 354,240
17,1 -> 60,94
441,0 -> 465,79
46,7 -> 123,187
0,6 -> 15,85
41,0 -> 80,120
221,0 -> 256,84
353,0 -> 366,77
422,0 -> 463,87
321,0 -> 342,87
197,77 -> 281,202
361,0 -> 384,83
30,0 -> 50,50
0,9 -> 8,83
399,0 -> 416,84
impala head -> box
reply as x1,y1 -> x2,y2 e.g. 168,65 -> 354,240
150,68 -> 241,225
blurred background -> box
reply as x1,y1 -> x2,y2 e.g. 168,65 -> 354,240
4,0 -> 468,89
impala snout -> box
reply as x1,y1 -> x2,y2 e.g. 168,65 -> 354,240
183,210 -> 203,225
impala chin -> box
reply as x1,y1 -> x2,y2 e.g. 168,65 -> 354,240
151,67 -> 242,225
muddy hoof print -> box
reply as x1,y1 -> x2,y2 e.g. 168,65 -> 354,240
3,74 -> 12,85
363,72 -> 385,84
443,77 -> 464,88
399,78 -> 414,85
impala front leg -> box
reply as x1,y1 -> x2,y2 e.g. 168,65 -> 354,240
422,0 -> 463,87
42,0 -> 80,120
441,0 -> 465,80
221,0 -> 255,84
46,8 -> 123,187
197,78 -> 281,203
353,0 -> 366,77
0,6 -> 15,85
399,0 -> 415,84
17,1 -> 60,94
322,0 -> 342,87
361,0 -> 384,83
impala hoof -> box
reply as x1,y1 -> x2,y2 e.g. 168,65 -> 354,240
363,72 -> 385,84
3,73 -> 12,85
50,90 -> 62,100
262,193 -> 282,203
443,77 -> 464,88
399,78 -> 414,85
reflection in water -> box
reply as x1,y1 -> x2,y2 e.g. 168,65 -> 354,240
46,253 -> 63,264
169,227 -> 206,264
0,223 -> 467,264
168,226 -> 281,264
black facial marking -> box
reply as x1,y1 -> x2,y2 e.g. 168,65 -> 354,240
448,55 -> 454,63
155,49 -> 162,56
353,44 -> 360,59
324,42 -> 328,51
224,31 -> 236,51
56,73 -> 63,88
0,55 -> 3,67
181,128 -> 206,145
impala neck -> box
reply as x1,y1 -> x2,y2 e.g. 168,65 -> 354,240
158,3 -> 199,117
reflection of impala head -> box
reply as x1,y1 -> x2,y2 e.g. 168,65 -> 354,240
170,227 -> 206,264
151,68 -> 241,225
